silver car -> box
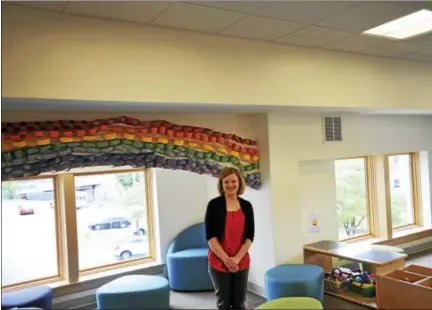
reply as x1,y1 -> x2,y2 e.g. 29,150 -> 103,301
114,237 -> 149,260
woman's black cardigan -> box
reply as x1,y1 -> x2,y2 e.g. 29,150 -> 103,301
204,195 -> 255,243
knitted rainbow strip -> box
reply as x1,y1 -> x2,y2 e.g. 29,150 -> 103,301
2,116 -> 261,189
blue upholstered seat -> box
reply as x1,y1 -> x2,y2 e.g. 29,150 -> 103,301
96,275 -> 170,309
166,222 -> 214,291
1,286 -> 52,310
264,264 -> 324,303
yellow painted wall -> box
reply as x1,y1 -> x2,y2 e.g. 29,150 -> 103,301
2,4 -> 432,110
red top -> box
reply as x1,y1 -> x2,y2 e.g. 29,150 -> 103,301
208,208 -> 250,273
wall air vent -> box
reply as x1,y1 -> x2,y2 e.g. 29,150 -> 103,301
323,116 -> 342,142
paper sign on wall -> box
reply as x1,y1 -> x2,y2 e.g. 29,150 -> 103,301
308,213 -> 321,233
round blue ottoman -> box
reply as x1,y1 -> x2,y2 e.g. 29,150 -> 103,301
264,264 -> 324,302
96,275 -> 170,309
1,285 -> 52,310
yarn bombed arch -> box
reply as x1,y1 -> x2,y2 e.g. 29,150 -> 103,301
1,116 -> 262,189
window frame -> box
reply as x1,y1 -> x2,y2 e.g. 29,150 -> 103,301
384,152 -> 422,231
1,175 -> 64,290
335,156 -> 377,242
1,168 -> 156,291
72,168 -> 156,276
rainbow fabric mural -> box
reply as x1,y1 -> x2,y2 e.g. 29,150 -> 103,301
1,116 -> 261,189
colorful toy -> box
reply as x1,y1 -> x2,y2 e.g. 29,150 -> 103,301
349,271 -> 376,297
324,268 -> 351,293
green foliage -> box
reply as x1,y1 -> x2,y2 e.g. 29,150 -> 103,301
1,181 -> 18,200
390,192 -> 410,228
335,159 -> 368,236
114,173 -> 147,225
336,159 -> 410,236
115,173 -> 144,189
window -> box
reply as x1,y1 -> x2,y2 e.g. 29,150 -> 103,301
335,157 -> 373,240
1,178 -> 61,287
393,179 -> 401,188
386,154 -> 418,229
75,170 -> 151,271
1,168 -> 154,289
392,156 -> 400,167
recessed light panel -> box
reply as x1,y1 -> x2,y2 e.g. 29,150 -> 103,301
363,9 -> 432,40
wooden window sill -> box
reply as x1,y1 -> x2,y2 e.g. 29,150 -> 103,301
53,260 -> 164,296
2,261 -> 164,296
375,226 -> 432,246
342,235 -> 383,246
392,226 -> 430,238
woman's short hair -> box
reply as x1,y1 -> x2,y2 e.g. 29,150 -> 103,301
217,167 -> 246,196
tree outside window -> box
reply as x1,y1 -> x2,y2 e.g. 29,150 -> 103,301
335,158 -> 370,240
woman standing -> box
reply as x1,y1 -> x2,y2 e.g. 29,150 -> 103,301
205,167 -> 255,309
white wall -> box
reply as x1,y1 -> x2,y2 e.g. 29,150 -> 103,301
153,169 -> 209,262
241,114 -> 275,287
299,160 -> 338,245
271,113 -> 432,161
266,112 -> 432,269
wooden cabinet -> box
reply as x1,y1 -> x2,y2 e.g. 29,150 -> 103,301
376,264 -> 432,309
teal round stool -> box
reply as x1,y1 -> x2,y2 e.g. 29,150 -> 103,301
256,297 -> 323,309
96,275 -> 170,309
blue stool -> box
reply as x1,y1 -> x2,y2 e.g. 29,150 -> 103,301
264,264 -> 324,302
1,285 -> 52,310
96,275 -> 170,309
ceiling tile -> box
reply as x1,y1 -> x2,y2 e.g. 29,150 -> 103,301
317,2 -> 417,32
323,35 -> 393,52
394,1 -> 432,11
361,41 -> 423,57
276,26 -> 350,47
397,49 -> 432,63
151,2 -> 245,33
187,1 -> 268,14
407,32 -> 432,48
254,1 -> 359,24
220,15 -> 305,41
13,1 -> 67,12
64,1 -> 173,24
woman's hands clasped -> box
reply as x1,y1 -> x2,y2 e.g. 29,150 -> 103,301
224,256 -> 240,273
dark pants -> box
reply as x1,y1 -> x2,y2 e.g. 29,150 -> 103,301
208,267 -> 249,310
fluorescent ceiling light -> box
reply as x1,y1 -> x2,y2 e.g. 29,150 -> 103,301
363,9 -> 432,40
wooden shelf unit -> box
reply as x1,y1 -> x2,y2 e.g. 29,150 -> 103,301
303,240 -> 407,309
326,290 -> 376,308
376,264 -> 432,309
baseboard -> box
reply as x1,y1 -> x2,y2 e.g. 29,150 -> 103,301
247,282 -> 265,297
70,301 -> 97,310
